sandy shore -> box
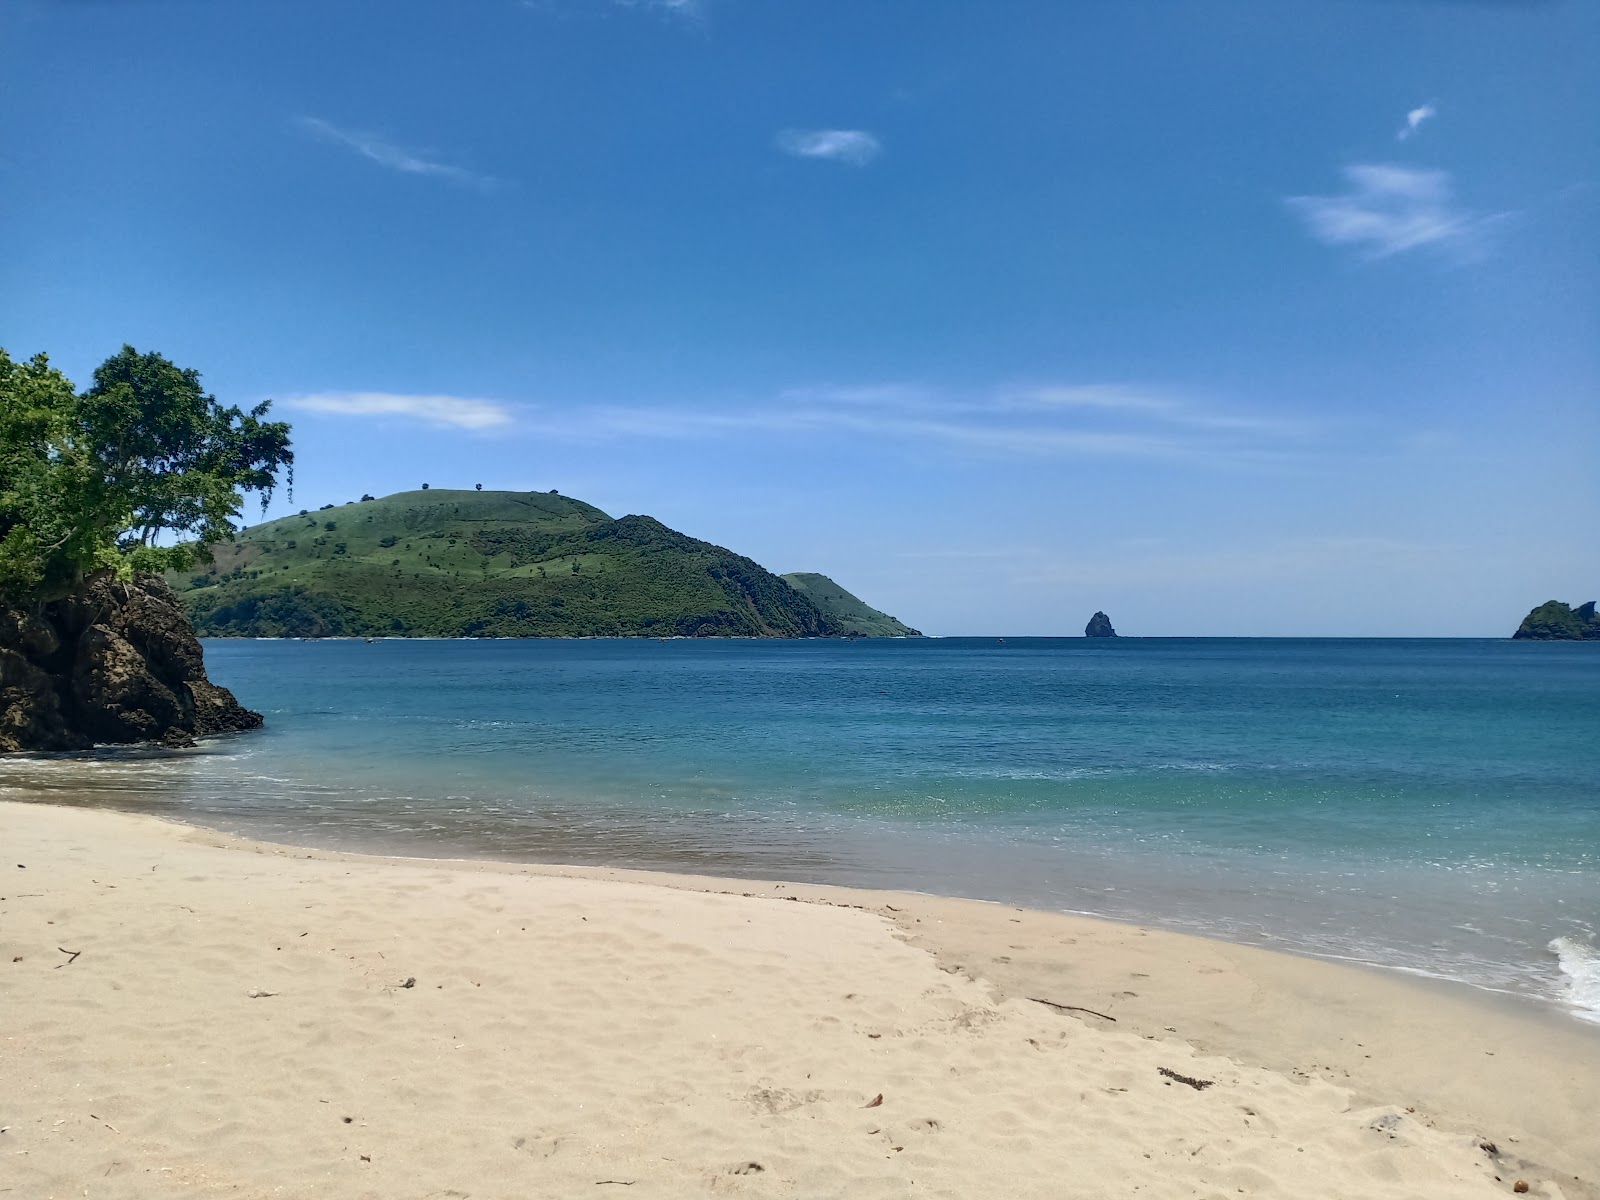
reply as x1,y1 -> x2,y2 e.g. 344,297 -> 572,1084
2,801 -> 1594,1199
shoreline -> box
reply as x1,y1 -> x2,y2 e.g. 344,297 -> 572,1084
4,798 -> 1596,1197
6,777 -> 1590,1023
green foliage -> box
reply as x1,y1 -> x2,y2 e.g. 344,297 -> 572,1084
196,585 -> 355,638
781,572 -> 921,637
0,351 -> 97,597
0,345 -> 292,601
1513,600 -> 1600,641
172,488 -> 906,639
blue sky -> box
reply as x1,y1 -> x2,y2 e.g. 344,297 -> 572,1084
3,0 -> 1595,635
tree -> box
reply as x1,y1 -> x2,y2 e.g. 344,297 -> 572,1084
475,483 -> 483,491
0,345 -> 292,601
421,482 -> 430,490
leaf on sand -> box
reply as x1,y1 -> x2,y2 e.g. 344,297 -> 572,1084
864,1093 -> 884,1108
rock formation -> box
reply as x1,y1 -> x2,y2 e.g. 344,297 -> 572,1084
1513,600 -> 1600,641
1,572 -> 262,753
1085,611 -> 1118,638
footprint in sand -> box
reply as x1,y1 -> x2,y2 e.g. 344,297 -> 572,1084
512,1134 -> 567,1158
747,1086 -> 820,1115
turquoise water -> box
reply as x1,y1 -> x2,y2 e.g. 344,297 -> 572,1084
4,637 -> 1597,1020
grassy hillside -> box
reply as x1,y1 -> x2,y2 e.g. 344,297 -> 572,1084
781,572 -> 921,637
173,489 -> 914,639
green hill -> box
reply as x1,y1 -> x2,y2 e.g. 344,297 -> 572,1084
781,572 -> 921,637
1513,599 -> 1600,640
173,489 -> 915,639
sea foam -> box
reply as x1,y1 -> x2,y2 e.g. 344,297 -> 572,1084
1549,936 -> 1600,1022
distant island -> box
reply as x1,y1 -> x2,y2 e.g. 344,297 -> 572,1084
1513,600 -> 1600,641
1085,611 -> 1118,638
172,489 -> 921,640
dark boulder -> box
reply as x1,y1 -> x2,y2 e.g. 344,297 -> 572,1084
1085,611 -> 1118,638
0,571 -> 262,753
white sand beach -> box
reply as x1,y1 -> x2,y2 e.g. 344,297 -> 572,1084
2,800 -> 1595,1199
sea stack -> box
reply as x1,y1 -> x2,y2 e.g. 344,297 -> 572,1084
1085,612 -> 1118,638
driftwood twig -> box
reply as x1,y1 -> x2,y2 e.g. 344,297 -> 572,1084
1158,1067 -> 1214,1091
1029,997 -> 1115,1021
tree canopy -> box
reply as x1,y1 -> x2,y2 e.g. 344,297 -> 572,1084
0,345 -> 293,600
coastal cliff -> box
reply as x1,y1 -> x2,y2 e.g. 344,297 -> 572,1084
0,572 -> 262,753
1513,600 -> 1600,641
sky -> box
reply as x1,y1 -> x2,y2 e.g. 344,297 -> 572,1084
2,0 -> 1596,636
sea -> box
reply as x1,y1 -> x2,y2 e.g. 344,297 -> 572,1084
3,636 -> 1597,1023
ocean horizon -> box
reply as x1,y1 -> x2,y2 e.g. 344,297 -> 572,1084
4,635 -> 1596,1023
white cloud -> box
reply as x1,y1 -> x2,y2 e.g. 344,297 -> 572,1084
776,129 -> 882,166
277,380 -> 1309,462
610,0 -> 703,18
520,0 -> 705,21
1397,104 -> 1437,142
1286,163 -> 1488,259
297,117 -> 497,191
517,381 -> 1309,465
1009,384 -> 1170,414
1005,385 -> 1308,436
287,392 -> 514,430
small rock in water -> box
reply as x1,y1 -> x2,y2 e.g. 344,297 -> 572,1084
1084,611 -> 1118,638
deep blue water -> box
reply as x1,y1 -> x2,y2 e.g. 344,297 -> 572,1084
3,637 -> 1597,1019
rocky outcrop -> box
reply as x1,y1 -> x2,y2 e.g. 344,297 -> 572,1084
1510,598 -> 1600,643
1513,600 -> 1600,641
1,572 -> 262,753
1085,611 -> 1118,638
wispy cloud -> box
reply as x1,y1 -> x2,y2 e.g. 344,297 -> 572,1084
522,0 -> 706,22
282,380 -> 1312,462
519,382 -> 1311,465
1286,163 -> 1491,259
1002,385 -> 1309,437
776,129 -> 882,166
297,117 -> 498,191
287,392 -> 514,431
1397,103 -> 1437,141
608,0 -> 704,19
